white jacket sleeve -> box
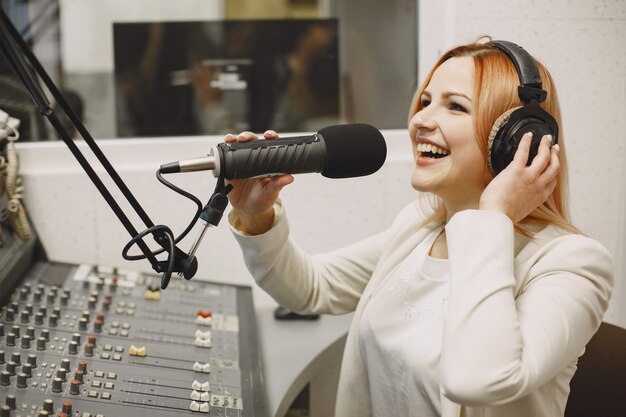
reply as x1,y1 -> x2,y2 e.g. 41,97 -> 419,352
440,210 -> 613,406
228,201 -> 397,315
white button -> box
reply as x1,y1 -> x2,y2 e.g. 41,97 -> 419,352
193,362 -> 203,372
199,402 -> 210,413
190,390 -> 201,400
191,380 -> 202,390
200,392 -> 210,402
201,381 -> 211,392
201,363 -> 211,373
190,401 -> 200,411
194,330 -> 211,339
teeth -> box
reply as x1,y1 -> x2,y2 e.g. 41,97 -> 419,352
416,142 -> 449,155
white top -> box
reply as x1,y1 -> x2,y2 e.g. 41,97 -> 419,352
360,227 -> 449,417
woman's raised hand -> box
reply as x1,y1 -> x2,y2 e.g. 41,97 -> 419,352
225,130 -> 294,235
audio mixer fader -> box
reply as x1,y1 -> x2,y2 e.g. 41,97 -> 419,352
0,262 -> 266,417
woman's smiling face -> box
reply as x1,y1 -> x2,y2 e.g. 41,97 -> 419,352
408,56 -> 488,206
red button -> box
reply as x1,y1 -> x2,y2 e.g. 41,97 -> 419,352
196,310 -> 212,318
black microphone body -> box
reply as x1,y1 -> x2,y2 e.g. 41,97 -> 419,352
160,124 -> 387,180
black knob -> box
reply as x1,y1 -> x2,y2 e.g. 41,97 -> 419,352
35,312 -> 44,325
0,371 -> 10,386
20,310 -> 30,323
27,354 -> 37,368
33,290 -> 42,303
56,368 -> 67,382
82,280 -> 90,289
46,293 -> 56,304
0,350 -> 4,364
60,295 -> 69,305
53,308 -> 61,317
96,277 -> 105,290
78,360 -> 87,374
9,302 -> 18,313
5,333 -> 16,347
74,369 -> 84,383
24,304 -> 33,314
70,379 -> 80,395
84,343 -> 94,357
21,335 -> 32,349
25,326 -> 35,338
5,361 -> 16,375
96,312 -> 105,324
78,318 -> 88,331
38,306 -> 47,316
10,352 -> 20,365
4,309 -> 15,322
48,314 -> 58,327
51,377 -> 63,393
16,372 -> 27,388
0,405 -> 10,417
10,326 -> 19,338
71,333 -> 81,344
5,394 -> 16,409
93,320 -> 103,333
62,400 -> 72,414
102,299 -> 111,311
40,329 -> 50,341
36,337 -> 47,351
22,362 -> 33,378
19,287 -> 29,300
87,297 -> 97,309
0,323 -> 4,336
42,399 -> 54,413
61,359 -> 71,371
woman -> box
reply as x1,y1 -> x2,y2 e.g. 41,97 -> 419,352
225,40 -> 613,417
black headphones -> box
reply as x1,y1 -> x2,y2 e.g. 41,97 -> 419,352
487,40 -> 559,175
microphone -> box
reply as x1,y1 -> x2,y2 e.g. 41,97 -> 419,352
159,123 -> 387,179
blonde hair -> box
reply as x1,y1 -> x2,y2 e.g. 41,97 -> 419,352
408,39 -> 580,236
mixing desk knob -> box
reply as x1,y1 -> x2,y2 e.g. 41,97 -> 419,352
20,335 -> 31,349
0,371 -> 11,386
37,410 -> 50,416
19,287 -> 29,300
4,309 -> 14,322
62,401 -> 72,415
16,372 -> 27,388
51,377 -> 63,393
48,314 -> 58,327
9,302 -> 18,313
74,369 -> 84,383
71,333 -> 81,344
53,308 -> 61,317
33,291 -> 42,303
5,361 -> 16,375
102,299 -> 111,311
25,327 -> 35,339
34,313 -> 44,325
38,306 -> 47,316
56,368 -> 67,382
5,333 -> 15,347
22,363 -> 33,378
60,294 -> 69,306
61,359 -> 71,371
41,329 -> 50,341
24,304 -> 33,314
82,279 -> 90,290
0,323 -> 3,336
10,353 -> 20,365
19,311 -> 30,323
5,394 -> 16,409
10,326 -> 19,338
96,312 -> 105,324
42,399 -> 54,413
36,337 -> 47,351
78,360 -> 87,373
93,320 -> 103,333
27,354 -> 37,368
68,341 -> 78,355
0,405 -> 10,417
46,293 -> 56,304
84,343 -> 94,357
88,297 -> 97,309
78,318 -> 88,331
0,351 -> 4,364
70,379 -> 80,395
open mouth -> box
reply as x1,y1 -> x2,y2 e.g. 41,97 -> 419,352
416,143 -> 450,159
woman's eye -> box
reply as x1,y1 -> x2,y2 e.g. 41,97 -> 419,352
450,102 -> 467,113
420,98 -> 431,108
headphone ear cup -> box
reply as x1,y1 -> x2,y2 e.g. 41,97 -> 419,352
487,107 -> 520,176
488,104 -> 558,176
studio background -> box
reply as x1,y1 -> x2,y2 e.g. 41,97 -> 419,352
12,0 -> 626,327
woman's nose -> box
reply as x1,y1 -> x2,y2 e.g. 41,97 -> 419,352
410,111 -> 437,131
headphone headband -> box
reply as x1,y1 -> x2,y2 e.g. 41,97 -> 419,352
490,40 -> 547,104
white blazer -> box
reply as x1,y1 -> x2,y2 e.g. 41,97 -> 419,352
230,201 -> 613,417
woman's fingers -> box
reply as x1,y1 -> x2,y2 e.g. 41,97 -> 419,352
529,134 -> 553,174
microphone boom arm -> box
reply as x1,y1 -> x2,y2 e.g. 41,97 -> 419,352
0,7 -> 197,288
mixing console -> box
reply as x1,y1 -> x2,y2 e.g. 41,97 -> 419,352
0,262 -> 266,417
